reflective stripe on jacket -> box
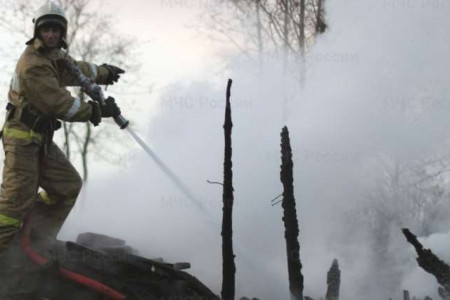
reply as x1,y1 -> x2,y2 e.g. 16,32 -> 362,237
3,126 -> 43,143
0,213 -> 21,228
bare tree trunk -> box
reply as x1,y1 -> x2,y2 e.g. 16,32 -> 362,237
282,0 -> 290,121
221,79 -> 236,300
63,122 -> 71,159
283,0 -> 290,69
315,0 -> 327,34
298,0 -> 306,86
256,0 -> 263,72
280,126 -> 303,300
299,0 -> 306,57
78,91 -> 90,181
402,228 -> 450,295
325,259 -> 340,300
81,122 -> 91,182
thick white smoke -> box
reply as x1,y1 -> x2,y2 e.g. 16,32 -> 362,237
58,0 -> 450,299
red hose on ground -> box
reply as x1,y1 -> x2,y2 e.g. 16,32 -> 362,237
20,215 -> 126,300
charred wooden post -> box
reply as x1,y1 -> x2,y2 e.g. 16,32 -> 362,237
325,259 -> 340,300
402,228 -> 450,295
221,79 -> 236,300
280,126 -> 304,300
403,290 -> 410,300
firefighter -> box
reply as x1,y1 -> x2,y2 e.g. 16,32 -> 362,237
0,1 -> 125,256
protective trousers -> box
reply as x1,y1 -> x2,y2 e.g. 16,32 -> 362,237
0,141 -> 82,256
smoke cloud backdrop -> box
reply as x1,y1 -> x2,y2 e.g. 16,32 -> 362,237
1,0 -> 450,299
55,0 -> 450,299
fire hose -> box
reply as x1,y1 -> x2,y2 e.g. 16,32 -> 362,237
11,59 -> 194,299
62,58 -> 130,129
61,58 -> 203,210
18,58 -> 129,299
20,213 -> 126,300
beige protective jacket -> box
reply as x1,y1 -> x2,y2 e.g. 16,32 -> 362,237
4,38 -> 110,145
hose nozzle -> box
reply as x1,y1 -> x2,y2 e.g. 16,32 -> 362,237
114,114 -> 129,129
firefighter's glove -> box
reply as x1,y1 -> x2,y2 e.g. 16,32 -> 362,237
88,101 -> 101,126
101,64 -> 125,85
101,97 -> 121,118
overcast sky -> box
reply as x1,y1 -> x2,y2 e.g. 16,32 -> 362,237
102,0 -> 232,90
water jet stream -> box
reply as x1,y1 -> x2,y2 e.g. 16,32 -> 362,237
125,127 -> 273,289
126,127 -> 204,211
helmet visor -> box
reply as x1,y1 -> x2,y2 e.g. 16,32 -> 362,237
36,17 -> 66,32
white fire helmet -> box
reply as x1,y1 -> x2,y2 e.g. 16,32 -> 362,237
27,1 -> 68,48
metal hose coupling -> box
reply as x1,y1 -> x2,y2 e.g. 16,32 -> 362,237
62,58 -> 129,129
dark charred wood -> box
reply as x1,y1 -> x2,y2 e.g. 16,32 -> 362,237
402,228 -> 450,295
403,290 -> 410,300
326,259 -> 340,300
221,79 -> 236,300
0,232 -> 220,299
280,126 -> 304,300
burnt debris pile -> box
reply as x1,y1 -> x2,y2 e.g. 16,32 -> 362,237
0,231 -> 219,300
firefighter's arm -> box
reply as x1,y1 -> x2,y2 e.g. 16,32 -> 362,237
60,55 -> 110,86
22,64 -> 94,122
